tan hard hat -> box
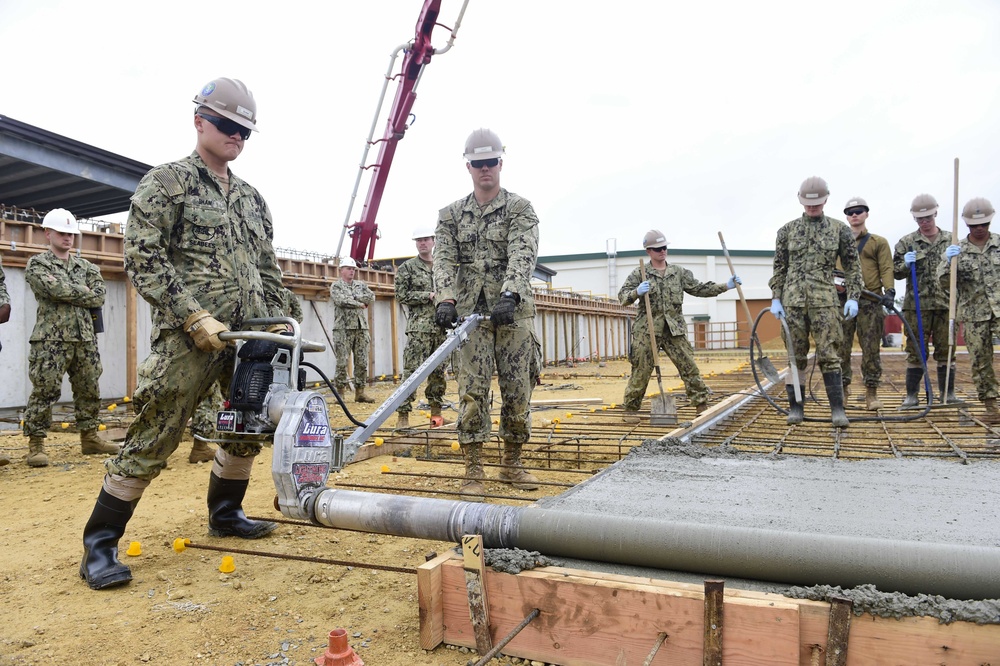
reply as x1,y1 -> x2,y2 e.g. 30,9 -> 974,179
463,128 -> 504,161
193,77 -> 258,132
844,196 -> 869,212
41,208 -> 80,235
642,229 -> 668,249
411,227 -> 435,240
962,197 -> 995,226
798,176 -> 830,206
910,193 -> 939,218
340,257 -> 358,269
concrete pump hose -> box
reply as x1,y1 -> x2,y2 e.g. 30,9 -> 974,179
311,489 -> 1000,600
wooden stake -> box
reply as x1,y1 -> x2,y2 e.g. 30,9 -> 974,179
461,534 -> 493,655
704,579 -> 724,665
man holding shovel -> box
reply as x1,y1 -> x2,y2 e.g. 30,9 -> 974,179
619,230 -> 740,419
892,194 -> 954,407
769,177 -> 861,427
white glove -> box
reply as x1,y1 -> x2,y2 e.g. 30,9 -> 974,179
770,298 -> 785,319
727,275 -> 742,289
637,281 -> 650,296
904,250 -> 917,266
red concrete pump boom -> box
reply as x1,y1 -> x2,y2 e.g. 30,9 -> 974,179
336,0 -> 469,265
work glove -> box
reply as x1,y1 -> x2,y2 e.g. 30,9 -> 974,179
0,303 -> 9,324
266,323 -> 290,333
726,275 -> 742,289
945,244 -> 961,262
184,310 -> 229,352
490,294 -> 518,326
434,301 -> 458,330
844,299 -> 859,320
903,250 -> 917,266
770,298 -> 785,319
636,281 -> 650,296
880,288 -> 896,309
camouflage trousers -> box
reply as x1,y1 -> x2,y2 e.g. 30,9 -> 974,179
397,330 -> 447,414
191,381 -> 225,438
106,329 -> 264,481
783,306 -> 843,375
333,329 -> 370,390
623,327 -> 707,410
840,298 -> 885,388
962,318 -> 1000,400
24,339 -> 103,437
902,308 -> 953,368
456,317 -> 537,446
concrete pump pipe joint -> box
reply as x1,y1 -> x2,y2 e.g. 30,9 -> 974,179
308,489 -> 1000,601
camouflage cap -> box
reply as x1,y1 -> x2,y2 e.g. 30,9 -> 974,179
642,229 -> 668,249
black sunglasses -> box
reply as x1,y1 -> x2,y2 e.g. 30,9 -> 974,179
469,157 -> 499,169
198,113 -> 251,140
646,245 -> 667,252
845,207 -> 867,216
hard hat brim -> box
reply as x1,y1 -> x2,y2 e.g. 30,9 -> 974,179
464,149 -> 503,161
913,208 -> 940,219
798,194 -> 829,206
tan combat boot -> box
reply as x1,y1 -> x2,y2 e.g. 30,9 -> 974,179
395,412 -> 410,429
865,387 -> 883,411
498,443 -> 540,490
695,403 -> 708,415
621,408 -> 641,424
459,444 -> 486,500
354,388 -> 376,404
984,398 -> 1000,425
26,436 -> 49,467
81,430 -> 122,455
189,438 -> 216,463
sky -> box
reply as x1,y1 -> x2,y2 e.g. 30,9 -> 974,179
2,0 -> 999,262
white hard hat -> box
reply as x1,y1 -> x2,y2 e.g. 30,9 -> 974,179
340,257 -> 358,269
463,128 -> 504,161
41,208 -> 80,234
412,227 -> 435,240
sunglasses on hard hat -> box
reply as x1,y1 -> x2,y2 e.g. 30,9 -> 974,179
469,157 -> 500,169
845,207 -> 867,216
198,113 -> 251,141
646,246 -> 667,252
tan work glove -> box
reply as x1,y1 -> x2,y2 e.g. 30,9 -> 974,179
184,310 -> 229,352
266,323 -> 290,333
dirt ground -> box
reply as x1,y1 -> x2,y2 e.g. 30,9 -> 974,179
0,356 -> 743,666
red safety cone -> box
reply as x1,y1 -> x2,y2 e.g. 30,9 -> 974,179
315,628 -> 364,666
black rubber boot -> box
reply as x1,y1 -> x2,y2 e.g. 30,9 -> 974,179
785,385 -> 804,425
207,473 -> 277,539
937,365 -> 959,404
823,371 -> 849,427
80,489 -> 138,590
900,368 -> 923,408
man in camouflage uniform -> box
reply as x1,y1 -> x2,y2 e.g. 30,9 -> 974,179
839,197 -> 896,410
187,287 -> 302,463
394,227 -> 447,428
769,177 -> 861,427
939,198 -> 998,420
619,230 -> 740,417
893,193 -> 954,407
23,208 -> 119,467
0,255 -> 11,466
80,78 -> 286,591
433,128 -> 541,498
329,257 -> 375,403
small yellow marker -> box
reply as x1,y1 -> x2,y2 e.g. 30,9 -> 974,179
126,541 -> 142,557
451,441 -> 460,451
61,422 -> 70,429
610,403 -> 617,409
380,464 -> 390,473
98,424 -> 107,431
172,538 -> 190,553
552,417 -> 560,425
589,407 -> 596,413
122,396 -> 131,403
107,403 -> 118,412
564,412 -> 573,419
374,437 -> 384,447
219,556 -> 235,573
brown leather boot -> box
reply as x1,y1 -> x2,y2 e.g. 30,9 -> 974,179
865,387 -> 883,411
498,443 -> 540,490
189,438 -> 216,463
354,388 -> 376,404
27,436 -> 49,467
81,430 -> 122,455
395,412 -> 410,429
459,444 -> 486,500
695,403 -> 708,415
984,398 -> 1000,425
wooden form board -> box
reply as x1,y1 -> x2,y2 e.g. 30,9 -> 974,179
417,552 -> 1000,665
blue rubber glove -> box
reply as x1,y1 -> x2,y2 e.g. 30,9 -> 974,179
945,244 -> 961,262
903,250 -> 917,266
770,298 -> 785,319
636,281 -> 650,296
727,275 -> 742,289
844,299 -> 859,320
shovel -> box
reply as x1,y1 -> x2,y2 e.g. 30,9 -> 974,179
639,260 -> 677,426
718,232 -> 783,386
